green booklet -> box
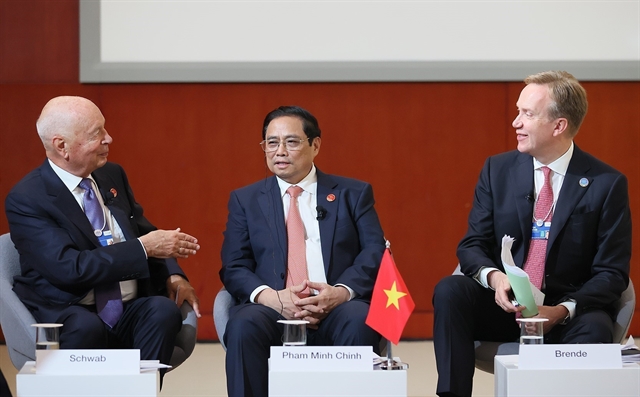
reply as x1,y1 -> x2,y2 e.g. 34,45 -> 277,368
501,235 -> 545,318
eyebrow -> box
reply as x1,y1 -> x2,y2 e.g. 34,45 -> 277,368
265,134 -> 304,140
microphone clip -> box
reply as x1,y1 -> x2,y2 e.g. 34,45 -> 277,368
316,206 -> 327,221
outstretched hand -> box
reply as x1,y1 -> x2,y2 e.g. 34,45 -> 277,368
139,228 -> 200,258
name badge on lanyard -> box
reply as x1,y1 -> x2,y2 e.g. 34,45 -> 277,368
531,221 -> 551,240
97,230 -> 114,246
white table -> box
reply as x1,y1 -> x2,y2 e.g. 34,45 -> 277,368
17,361 -> 158,397
494,354 -> 640,397
269,367 -> 407,397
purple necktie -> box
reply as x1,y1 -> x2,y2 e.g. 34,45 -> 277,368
79,178 -> 123,328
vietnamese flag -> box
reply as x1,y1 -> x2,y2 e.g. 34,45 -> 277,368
366,247 -> 415,345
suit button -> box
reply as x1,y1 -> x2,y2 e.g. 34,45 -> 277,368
280,273 -> 285,279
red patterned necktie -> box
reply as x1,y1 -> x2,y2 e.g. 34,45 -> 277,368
523,167 -> 554,289
285,185 -> 309,296
79,178 -> 123,328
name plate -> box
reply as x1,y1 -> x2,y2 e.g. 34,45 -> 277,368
519,344 -> 621,370
270,346 -> 372,372
35,349 -> 140,375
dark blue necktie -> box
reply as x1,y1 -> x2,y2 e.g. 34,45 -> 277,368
79,178 -> 123,328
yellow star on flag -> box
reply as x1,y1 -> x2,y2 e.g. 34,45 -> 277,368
384,281 -> 407,310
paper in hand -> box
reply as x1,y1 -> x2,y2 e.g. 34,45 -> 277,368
501,235 -> 544,317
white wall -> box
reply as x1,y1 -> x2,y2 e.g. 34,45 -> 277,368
81,0 -> 640,82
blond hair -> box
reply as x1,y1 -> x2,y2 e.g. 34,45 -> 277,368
524,71 -> 588,136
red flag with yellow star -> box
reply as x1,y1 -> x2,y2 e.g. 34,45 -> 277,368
366,247 -> 415,345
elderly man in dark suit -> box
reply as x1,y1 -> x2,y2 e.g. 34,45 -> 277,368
220,106 -> 385,397
5,96 -> 201,381
432,71 -> 632,397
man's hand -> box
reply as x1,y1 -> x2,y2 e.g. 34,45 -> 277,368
139,228 -> 200,258
166,274 -> 201,318
292,281 -> 350,328
488,271 -> 525,314
255,287 -> 301,320
535,305 -> 568,333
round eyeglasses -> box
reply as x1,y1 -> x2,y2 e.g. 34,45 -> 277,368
260,138 -> 311,153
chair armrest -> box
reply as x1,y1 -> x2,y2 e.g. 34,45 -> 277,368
213,287 -> 235,351
168,301 -> 198,370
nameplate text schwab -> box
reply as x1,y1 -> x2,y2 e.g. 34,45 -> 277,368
35,349 -> 140,375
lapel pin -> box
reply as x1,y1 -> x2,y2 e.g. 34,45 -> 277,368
579,178 -> 589,188
326,194 -> 335,202
110,188 -> 118,198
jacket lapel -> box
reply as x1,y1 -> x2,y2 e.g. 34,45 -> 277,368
41,161 -> 99,245
316,170 -> 339,273
547,146 -> 591,251
511,154 -> 535,266
258,177 -> 287,259
92,171 -> 137,241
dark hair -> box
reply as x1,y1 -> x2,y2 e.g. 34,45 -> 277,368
262,106 -> 321,143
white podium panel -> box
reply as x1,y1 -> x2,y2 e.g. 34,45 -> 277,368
17,362 -> 158,397
269,369 -> 407,397
495,355 -> 640,397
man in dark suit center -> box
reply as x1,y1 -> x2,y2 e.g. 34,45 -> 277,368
432,71 -> 631,397
5,96 -> 201,382
220,106 -> 385,397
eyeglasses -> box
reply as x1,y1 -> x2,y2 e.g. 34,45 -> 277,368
260,138 -> 310,153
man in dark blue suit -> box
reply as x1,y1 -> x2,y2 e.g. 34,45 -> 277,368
432,71 -> 631,397
220,106 -> 385,397
5,96 -> 201,381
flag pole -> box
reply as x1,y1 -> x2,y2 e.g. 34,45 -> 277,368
379,339 -> 408,370
372,240 -> 409,370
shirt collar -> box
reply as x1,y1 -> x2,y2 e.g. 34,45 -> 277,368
276,164 -> 318,198
533,141 -> 574,177
48,159 -> 96,193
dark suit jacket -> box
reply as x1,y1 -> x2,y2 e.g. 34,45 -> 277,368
220,169 -> 386,303
457,146 -> 631,317
5,160 -> 184,315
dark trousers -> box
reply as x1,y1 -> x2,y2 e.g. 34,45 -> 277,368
224,299 -> 381,397
0,367 -> 11,397
32,296 -> 182,383
432,275 -> 614,397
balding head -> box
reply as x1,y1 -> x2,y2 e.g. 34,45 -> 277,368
37,96 -> 112,177
37,96 -> 100,149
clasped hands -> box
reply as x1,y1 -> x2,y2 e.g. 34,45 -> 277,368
139,227 -> 200,259
257,280 -> 350,329
488,271 -> 568,334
